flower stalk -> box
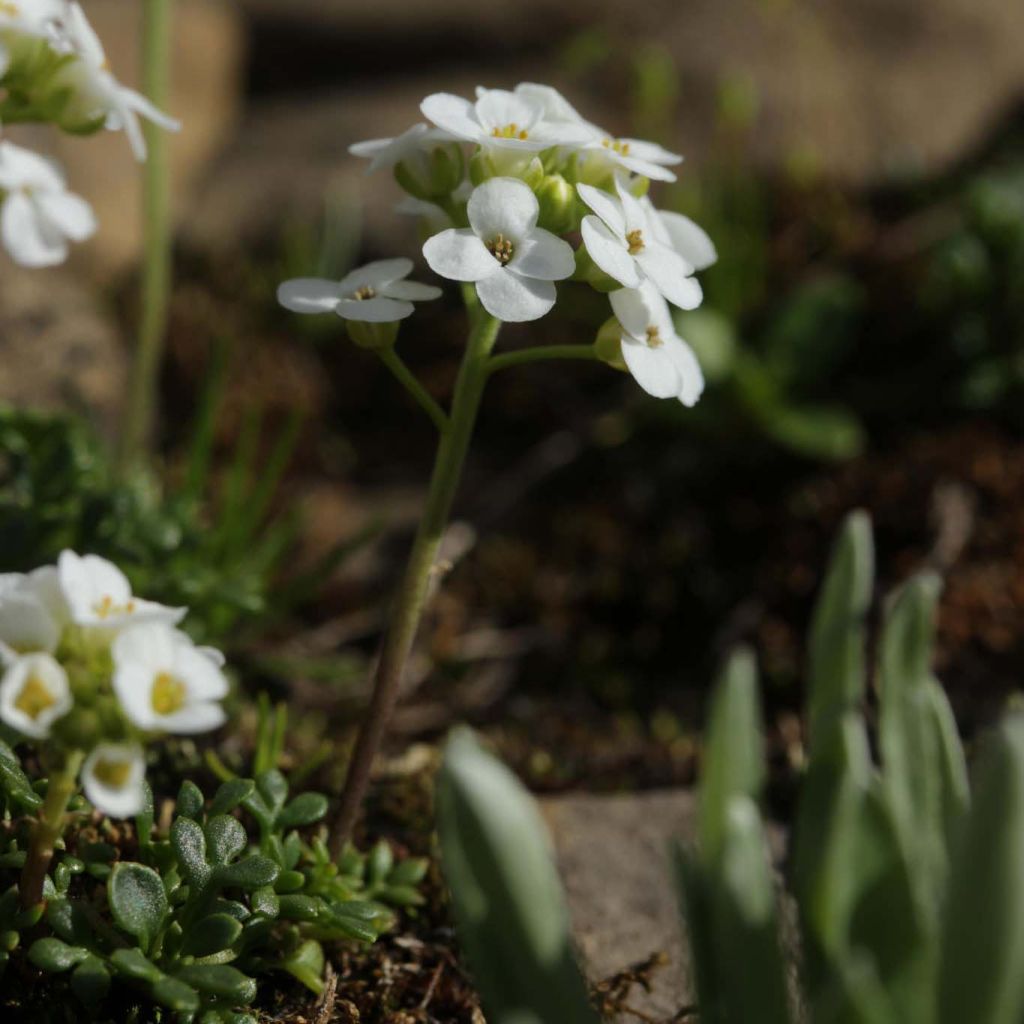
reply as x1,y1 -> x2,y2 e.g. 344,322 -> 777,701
19,748 -> 84,909
330,312 -> 501,851
120,0 -> 173,471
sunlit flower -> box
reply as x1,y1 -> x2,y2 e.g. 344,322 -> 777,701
0,568 -> 67,662
112,622 -> 229,735
0,141 -> 96,267
278,257 -> 442,324
349,122 -> 455,173
422,176 -> 575,322
81,742 -> 146,818
57,551 -> 184,631
610,281 -> 704,405
581,135 -> 682,183
578,178 -> 702,310
0,652 -> 72,739
52,2 -> 180,161
641,196 -> 717,271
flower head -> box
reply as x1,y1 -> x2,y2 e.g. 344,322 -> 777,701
0,141 -> 96,267
0,652 -> 72,739
349,122 -> 455,174
278,257 -> 441,324
57,550 -> 184,631
610,281 -> 704,406
422,177 -> 575,322
578,177 -> 702,310
81,742 -> 146,818
112,622 -> 229,735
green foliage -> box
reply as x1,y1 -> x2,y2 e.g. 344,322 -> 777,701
435,512 -> 1024,1023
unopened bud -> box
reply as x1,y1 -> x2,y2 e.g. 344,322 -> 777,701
536,174 -> 576,234
594,317 -> 627,372
346,319 -> 399,351
395,144 -> 465,201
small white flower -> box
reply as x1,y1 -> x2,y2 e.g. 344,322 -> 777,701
0,568 -> 67,663
349,122 -> 455,174
57,551 -> 185,631
421,87 -> 590,154
511,83 -> 592,130
278,258 -> 442,324
422,176 -> 575,323
112,622 -> 229,735
578,178 -> 703,311
0,652 -> 72,739
0,141 -> 96,268
81,742 -> 146,818
641,196 -> 717,271
52,2 -> 180,161
610,281 -> 704,406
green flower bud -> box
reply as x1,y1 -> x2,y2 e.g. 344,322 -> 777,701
519,157 -> 545,191
594,317 -> 627,372
469,149 -> 496,186
346,320 -> 399,351
573,246 -> 619,292
53,706 -> 102,751
536,174 -> 577,234
394,144 -> 465,201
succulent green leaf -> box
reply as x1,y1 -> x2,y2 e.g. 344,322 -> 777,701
389,857 -> 429,886
277,894 -> 321,922
172,817 -> 211,887
277,791 -> 329,829
110,947 -> 163,983
251,886 -> 280,918
181,913 -> 243,958
108,862 -> 168,950
136,782 -> 155,847
281,938 -> 325,994
256,770 -> 289,814
0,741 -> 43,811
273,869 -> 305,894
28,937 -> 89,973
209,779 -> 256,818
205,814 -> 247,865
175,963 -> 257,1003
215,855 -> 279,890
152,976 -> 201,1013
367,839 -> 394,884
176,780 -> 205,820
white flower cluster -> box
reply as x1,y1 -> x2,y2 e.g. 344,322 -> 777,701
0,552 -> 229,817
280,82 -> 717,406
0,0 -> 179,267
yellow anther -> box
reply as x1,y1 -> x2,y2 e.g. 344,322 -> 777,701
353,286 -> 377,301
626,229 -> 645,256
93,757 -> 132,789
602,138 -> 631,157
152,672 -> 188,715
486,234 -> 515,265
645,326 -> 663,349
491,123 -> 529,141
14,674 -> 56,720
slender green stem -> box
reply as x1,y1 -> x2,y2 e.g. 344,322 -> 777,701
487,343 -> 599,375
120,0 -> 173,472
330,313 -> 502,852
377,347 -> 450,433
20,750 -> 85,909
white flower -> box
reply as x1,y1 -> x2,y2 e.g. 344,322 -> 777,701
421,87 -> 590,154
0,652 -> 72,739
112,622 -> 229,735
0,568 -> 67,663
81,742 -> 146,818
422,176 -> 575,323
0,142 -> 96,268
52,2 -> 180,161
610,281 -> 704,406
278,258 -> 442,324
511,83 -> 592,130
578,178 -> 703,311
57,551 -> 185,631
641,196 -> 717,271
349,122 -> 455,174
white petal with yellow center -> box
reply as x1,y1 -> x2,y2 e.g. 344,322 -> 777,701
0,653 -> 72,739
81,743 -> 146,818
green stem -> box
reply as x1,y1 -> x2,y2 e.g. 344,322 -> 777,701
377,347 -> 450,433
20,750 -> 85,910
487,343 -> 599,375
120,0 -> 173,472
330,313 -> 502,852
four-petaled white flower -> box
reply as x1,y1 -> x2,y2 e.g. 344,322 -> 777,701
81,742 -> 146,818
112,623 -> 229,735
422,176 -> 575,323
349,122 -> 454,174
579,178 -> 703,311
0,141 -> 96,267
0,652 -> 73,739
0,568 -> 67,663
422,88 -> 590,155
58,550 -> 185,631
278,258 -> 442,324
610,281 -> 704,406
53,2 -> 180,161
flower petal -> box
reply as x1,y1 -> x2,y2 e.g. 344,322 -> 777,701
467,177 -> 539,241
665,337 -> 705,407
37,191 -> 96,242
474,89 -> 539,133
618,154 -> 678,182
335,296 -> 414,322
339,257 -> 414,294
581,216 -> 641,288
577,183 -> 625,237
2,193 -> 66,267
476,270 -> 556,322
610,284 -> 660,341
658,211 -> 718,271
620,339 -> 681,399
421,92 -> 482,141
510,228 -> 576,281
423,228 -> 500,282
277,278 -> 341,314
619,138 -> 683,166
81,743 -> 146,819
615,177 -> 649,235
636,245 -> 703,310
382,279 -> 443,301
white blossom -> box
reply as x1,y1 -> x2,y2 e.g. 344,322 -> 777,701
422,176 -> 575,323
0,568 -> 67,663
57,550 -> 185,631
349,122 -> 455,174
0,141 -> 96,267
0,652 -> 72,739
641,196 -> 717,271
610,281 -> 704,406
278,257 -> 441,323
0,0 -> 65,74
81,742 -> 146,818
578,177 -> 702,310
112,622 -> 229,735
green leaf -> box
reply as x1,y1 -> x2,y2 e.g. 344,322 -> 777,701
152,976 -> 201,1014
256,770 -> 288,815
175,964 -> 257,1003
181,913 -> 243,958
110,947 -> 163,984
277,894 -> 321,922
0,742 -> 43,811
277,792 -> 329,829
135,783 -> 155,847
70,955 -> 110,1010
673,844 -> 723,1024
273,869 -> 305,894
176,780 -> 205,820
205,815 -> 247,865
209,779 -> 255,818
281,938 -> 325,994
28,937 -> 89,973
108,863 -> 167,950
367,839 -> 394,884
251,886 -> 280,918
389,857 -> 429,886
172,817 -> 211,887
215,855 -> 279,891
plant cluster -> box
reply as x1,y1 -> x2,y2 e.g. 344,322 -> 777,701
436,512 -> 1024,1024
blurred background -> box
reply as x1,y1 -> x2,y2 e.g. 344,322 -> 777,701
2,0 -> 1023,797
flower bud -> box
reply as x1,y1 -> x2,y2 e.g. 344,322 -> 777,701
469,149 -> 496,186
52,705 -> 102,751
573,246 -> 619,292
346,320 -> 399,351
394,144 -> 464,201
536,174 -> 577,234
594,317 -> 627,372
